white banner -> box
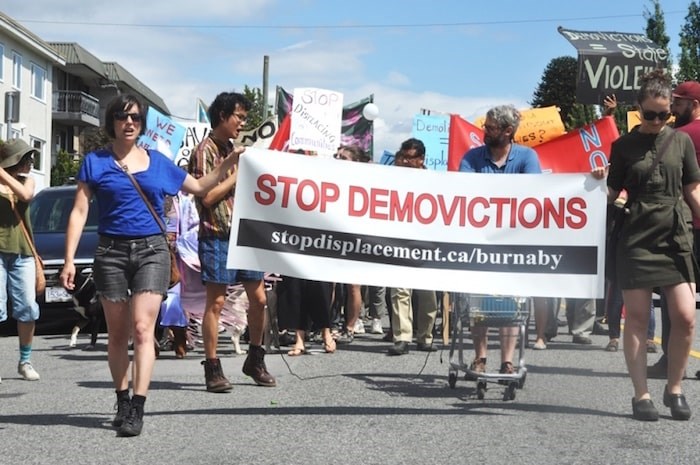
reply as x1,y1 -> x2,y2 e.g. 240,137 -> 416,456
289,87 -> 343,156
227,149 -> 607,299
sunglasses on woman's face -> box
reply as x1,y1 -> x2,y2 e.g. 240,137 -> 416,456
114,111 -> 142,123
640,109 -> 671,121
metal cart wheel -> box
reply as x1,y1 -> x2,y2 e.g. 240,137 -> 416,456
476,381 -> 487,400
448,372 -> 457,389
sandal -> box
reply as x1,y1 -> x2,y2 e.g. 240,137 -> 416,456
605,339 -> 619,352
323,338 -> 336,354
287,347 -> 306,356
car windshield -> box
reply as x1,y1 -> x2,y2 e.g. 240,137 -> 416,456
30,189 -> 99,233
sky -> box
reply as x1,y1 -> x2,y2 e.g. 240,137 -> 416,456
2,0 -> 696,153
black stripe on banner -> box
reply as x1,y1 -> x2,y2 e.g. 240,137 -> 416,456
236,219 -> 597,274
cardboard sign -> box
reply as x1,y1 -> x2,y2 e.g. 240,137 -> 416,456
474,106 -> 566,147
558,26 -> 668,104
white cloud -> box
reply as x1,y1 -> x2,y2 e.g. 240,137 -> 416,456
384,71 -> 410,86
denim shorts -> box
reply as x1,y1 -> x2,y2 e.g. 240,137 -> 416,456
199,236 -> 264,284
0,253 -> 40,323
94,234 -> 170,301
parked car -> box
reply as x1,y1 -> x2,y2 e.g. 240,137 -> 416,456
0,184 -> 100,336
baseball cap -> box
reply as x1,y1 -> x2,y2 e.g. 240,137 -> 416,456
672,81 -> 700,101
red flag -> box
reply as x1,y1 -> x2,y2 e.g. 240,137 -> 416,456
448,114 -> 484,171
534,116 -> 619,173
269,113 -> 291,152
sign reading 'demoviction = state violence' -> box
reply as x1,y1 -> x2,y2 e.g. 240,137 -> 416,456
289,87 -> 343,157
227,149 -> 607,299
558,26 -> 668,105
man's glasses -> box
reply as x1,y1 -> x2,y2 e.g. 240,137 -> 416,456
233,113 -> 248,123
640,109 -> 671,121
334,153 -> 352,161
114,111 -> 142,122
482,123 -> 504,132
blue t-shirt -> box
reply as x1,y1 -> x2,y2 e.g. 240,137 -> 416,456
77,148 -> 188,237
459,144 -> 542,174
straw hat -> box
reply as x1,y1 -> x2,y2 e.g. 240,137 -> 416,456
0,139 -> 38,169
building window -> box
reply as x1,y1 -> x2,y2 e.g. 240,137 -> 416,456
31,63 -> 46,101
30,137 -> 43,171
12,51 -> 21,89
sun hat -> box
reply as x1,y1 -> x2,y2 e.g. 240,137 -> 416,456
0,139 -> 38,169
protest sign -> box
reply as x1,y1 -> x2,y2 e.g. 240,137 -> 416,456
137,108 -> 186,160
474,106 -> 566,148
277,87 -> 375,158
227,149 -> 607,298
173,116 -> 280,168
412,114 -> 449,171
558,26 -> 668,104
289,87 -> 343,156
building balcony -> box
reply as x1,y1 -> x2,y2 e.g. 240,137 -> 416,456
52,90 -> 100,127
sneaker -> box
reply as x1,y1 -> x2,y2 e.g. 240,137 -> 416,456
18,362 -> 40,381
370,318 -> 383,334
112,396 -> 131,427
354,320 -> 366,334
118,404 -> 144,437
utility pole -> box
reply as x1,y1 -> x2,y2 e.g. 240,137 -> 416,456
262,55 -> 269,120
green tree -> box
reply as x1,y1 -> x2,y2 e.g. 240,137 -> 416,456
644,0 -> 672,71
677,0 -> 700,82
50,149 -> 81,186
567,103 -> 598,130
241,85 -> 267,129
81,127 -> 111,154
531,56 -> 597,130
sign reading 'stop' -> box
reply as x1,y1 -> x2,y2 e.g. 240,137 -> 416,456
558,26 -> 668,105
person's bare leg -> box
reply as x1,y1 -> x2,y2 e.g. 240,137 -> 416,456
346,284 -> 362,333
243,280 -> 267,347
203,283 -> 227,359
533,297 -> 548,347
101,298 -> 132,391
472,326 -> 487,360
499,326 -> 518,364
130,292 -> 162,396
663,283 -> 696,394
622,288 -> 653,401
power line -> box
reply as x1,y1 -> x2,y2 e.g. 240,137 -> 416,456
15,11 -> 687,30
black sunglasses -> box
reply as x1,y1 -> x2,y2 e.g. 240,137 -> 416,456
641,109 -> 671,122
114,111 -> 142,122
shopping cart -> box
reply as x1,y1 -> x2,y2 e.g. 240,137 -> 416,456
448,293 -> 530,401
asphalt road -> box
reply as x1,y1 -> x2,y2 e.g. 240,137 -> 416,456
1,310 -> 699,465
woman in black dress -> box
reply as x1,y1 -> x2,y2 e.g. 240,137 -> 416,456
595,70 -> 700,421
